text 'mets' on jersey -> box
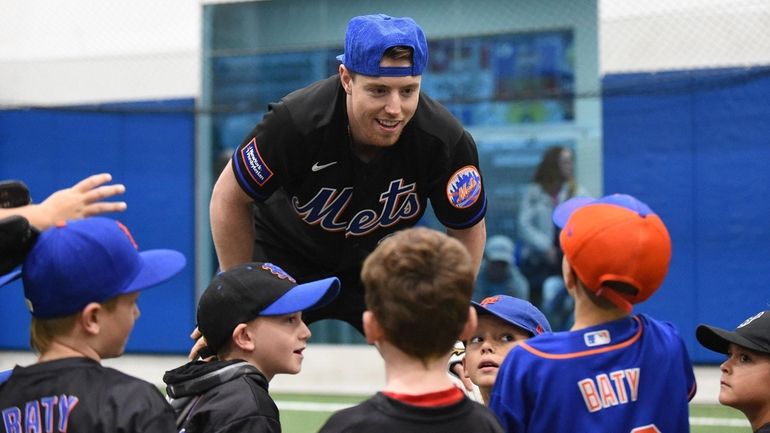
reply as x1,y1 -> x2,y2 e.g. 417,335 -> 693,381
231,75 -> 486,280
488,314 -> 696,433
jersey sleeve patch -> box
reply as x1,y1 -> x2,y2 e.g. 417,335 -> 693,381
238,137 -> 273,187
446,165 -> 482,209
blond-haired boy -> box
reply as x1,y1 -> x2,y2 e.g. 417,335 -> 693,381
0,217 -> 185,432
164,262 -> 339,432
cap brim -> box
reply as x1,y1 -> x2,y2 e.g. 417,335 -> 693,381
122,249 -> 186,295
696,324 -> 768,354
0,268 -> 21,288
261,277 -> 340,316
552,196 -> 596,228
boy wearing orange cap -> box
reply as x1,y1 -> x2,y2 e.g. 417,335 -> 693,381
488,194 -> 697,433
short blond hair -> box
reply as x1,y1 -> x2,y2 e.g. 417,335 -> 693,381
30,296 -> 120,354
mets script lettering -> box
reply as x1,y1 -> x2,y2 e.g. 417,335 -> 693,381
2,395 -> 79,433
292,180 -> 421,237
578,368 -> 640,412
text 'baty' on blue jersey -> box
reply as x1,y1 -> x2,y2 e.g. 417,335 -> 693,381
488,314 -> 696,433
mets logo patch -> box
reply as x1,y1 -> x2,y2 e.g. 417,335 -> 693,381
738,311 -> 764,328
584,329 -> 611,347
239,138 -> 273,186
446,165 -> 482,209
261,263 -> 297,283
480,295 -> 502,306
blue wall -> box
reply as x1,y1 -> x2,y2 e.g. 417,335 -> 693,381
603,67 -> 770,363
3,67 -> 769,363
0,99 -> 196,354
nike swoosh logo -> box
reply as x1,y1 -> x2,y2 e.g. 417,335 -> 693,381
311,161 -> 338,172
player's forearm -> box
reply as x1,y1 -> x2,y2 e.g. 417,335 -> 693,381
210,206 -> 254,272
447,218 -> 486,277
210,163 -> 255,271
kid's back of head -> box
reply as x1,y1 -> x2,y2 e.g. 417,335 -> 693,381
0,217 -> 186,357
552,194 -> 672,314
361,227 -> 475,362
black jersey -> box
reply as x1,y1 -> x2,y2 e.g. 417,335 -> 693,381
317,392 -> 503,433
231,75 -> 486,283
0,357 -> 175,433
163,359 -> 279,433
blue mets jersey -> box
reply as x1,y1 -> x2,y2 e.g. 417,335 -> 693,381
488,314 -> 696,433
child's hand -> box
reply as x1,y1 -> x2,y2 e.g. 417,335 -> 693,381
450,362 -> 475,392
188,327 -> 214,361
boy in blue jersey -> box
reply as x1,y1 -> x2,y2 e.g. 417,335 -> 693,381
488,194 -> 697,433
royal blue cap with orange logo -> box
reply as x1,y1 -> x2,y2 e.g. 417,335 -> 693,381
1,217 -> 186,319
473,295 -> 551,336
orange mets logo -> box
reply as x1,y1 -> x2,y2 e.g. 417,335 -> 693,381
116,221 -> 139,249
480,295 -> 501,306
446,165 -> 482,209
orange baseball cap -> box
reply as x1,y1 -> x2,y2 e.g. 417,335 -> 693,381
552,194 -> 671,313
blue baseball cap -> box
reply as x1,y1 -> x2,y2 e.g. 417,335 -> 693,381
4,217 -> 186,319
473,295 -> 551,336
197,263 -> 340,355
336,14 -> 428,77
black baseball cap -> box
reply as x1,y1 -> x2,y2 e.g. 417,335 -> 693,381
696,310 -> 770,355
197,262 -> 340,356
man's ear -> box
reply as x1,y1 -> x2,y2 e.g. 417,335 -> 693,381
231,323 -> 255,352
339,65 -> 353,94
458,307 -> 478,342
362,310 -> 383,345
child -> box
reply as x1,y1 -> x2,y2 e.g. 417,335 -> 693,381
696,310 -> 770,433
488,194 -> 697,432
463,295 -> 551,405
317,227 -> 504,433
0,217 -> 186,432
163,262 -> 340,432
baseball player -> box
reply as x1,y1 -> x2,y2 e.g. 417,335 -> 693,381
317,227 -> 503,433
0,217 -> 185,432
208,14 -> 487,338
488,194 -> 697,433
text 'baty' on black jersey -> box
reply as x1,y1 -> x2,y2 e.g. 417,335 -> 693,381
230,75 -> 487,283
317,392 -> 504,433
0,357 -> 176,433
